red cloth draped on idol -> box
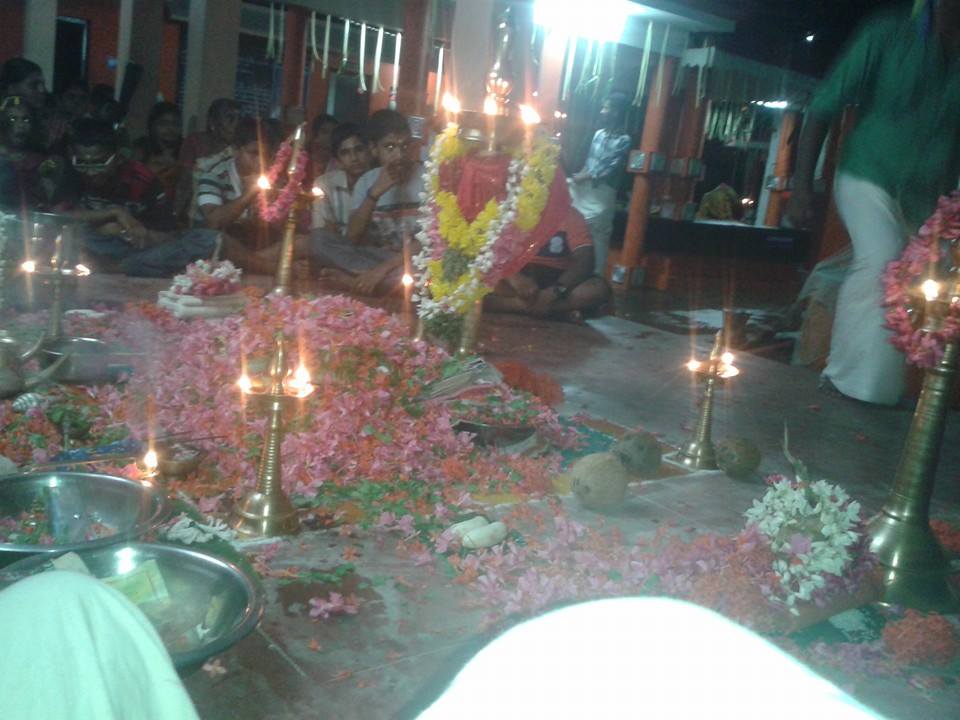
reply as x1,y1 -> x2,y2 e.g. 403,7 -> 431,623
413,15 -> 608,356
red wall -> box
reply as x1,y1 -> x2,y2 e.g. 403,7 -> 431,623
0,0 -> 180,102
0,1 -> 25,62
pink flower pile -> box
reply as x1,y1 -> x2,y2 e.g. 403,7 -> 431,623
883,192 -> 960,367
87,295 -> 569,501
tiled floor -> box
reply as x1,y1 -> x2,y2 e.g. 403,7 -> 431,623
48,274 -> 960,719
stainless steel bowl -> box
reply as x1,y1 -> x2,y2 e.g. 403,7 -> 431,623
0,542 -> 264,671
0,472 -> 167,566
39,337 -> 137,384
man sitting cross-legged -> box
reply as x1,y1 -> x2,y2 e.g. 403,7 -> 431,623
314,109 -> 423,296
485,206 -> 610,321
59,119 -> 230,277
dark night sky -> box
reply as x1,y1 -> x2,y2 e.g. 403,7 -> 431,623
683,0 -> 903,76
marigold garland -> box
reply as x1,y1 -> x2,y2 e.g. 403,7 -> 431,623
883,193 -> 960,368
414,125 -> 560,318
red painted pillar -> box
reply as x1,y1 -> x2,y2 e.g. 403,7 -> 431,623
399,0 -> 434,117
281,7 -> 307,110
617,56 -> 677,288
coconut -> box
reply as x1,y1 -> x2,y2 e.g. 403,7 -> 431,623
716,437 -> 762,479
570,452 -> 629,512
611,431 -> 662,476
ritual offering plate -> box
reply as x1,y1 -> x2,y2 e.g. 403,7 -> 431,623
157,443 -> 207,480
0,472 -> 167,566
0,542 -> 264,672
39,337 -> 136,384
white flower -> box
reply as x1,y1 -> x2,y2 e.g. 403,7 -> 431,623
161,513 -> 236,545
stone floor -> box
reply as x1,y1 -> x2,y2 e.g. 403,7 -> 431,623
49,275 -> 960,719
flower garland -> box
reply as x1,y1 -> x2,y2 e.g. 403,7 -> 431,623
883,193 -> 960,368
414,125 -> 560,318
258,140 -> 310,223
171,259 -> 242,297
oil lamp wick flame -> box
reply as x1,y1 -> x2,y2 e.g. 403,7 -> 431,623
483,95 -> 498,116
238,373 -> 253,394
401,273 -> 414,288
21,260 -> 36,273
257,175 -> 271,190
922,278 -> 941,302
143,449 -> 158,474
442,93 -> 461,115
519,104 -> 541,126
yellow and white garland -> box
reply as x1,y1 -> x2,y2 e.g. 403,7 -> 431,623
414,126 -> 559,318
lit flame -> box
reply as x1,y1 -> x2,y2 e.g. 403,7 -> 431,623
519,104 -> 541,126
401,273 -> 414,288
686,359 -> 701,372
257,175 -> 271,190
441,93 -> 461,115
21,260 -> 36,273
311,186 -> 324,197
286,364 -> 314,398
238,373 -> 253,394
721,351 -> 735,366
143,449 -> 158,475
720,365 -> 740,379
483,95 -> 498,116
921,278 -> 941,302
75,264 -> 91,277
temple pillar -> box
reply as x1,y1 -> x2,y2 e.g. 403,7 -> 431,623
398,0 -> 434,116
616,55 -> 677,289
763,110 -> 799,227
182,0 -> 241,134
22,0 -> 57,88
281,7 -> 307,111
116,0 -> 164,139
449,0 -> 495,112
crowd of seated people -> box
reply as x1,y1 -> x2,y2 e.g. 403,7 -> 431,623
0,55 -> 607,318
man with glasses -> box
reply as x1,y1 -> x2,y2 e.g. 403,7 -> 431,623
60,118 -> 222,277
315,109 -> 423,296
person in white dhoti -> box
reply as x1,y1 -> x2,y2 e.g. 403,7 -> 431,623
787,1 -> 960,405
0,570 -> 199,720
569,93 -> 631,278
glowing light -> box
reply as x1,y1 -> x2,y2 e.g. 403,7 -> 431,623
21,260 -> 36,273
116,546 -> 136,574
286,364 -> 314,398
142,449 -> 158,476
720,365 -> 740,379
257,175 -> 272,190
922,279 -> 941,302
534,0 -> 639,43
721,351 -> 735,366
554,110 -> 562,119
441,93 -> 461,115
686,359 -> 702,372
741,197 -> 755,206
805,33 -> 816,43
75,264 -> 91,277
238,373 -> 253,394
751,100 -> 789,110
483,95 -> 498,116
311,186 -> 324,197
519,104 -> 541,126
401,273 -> 414,288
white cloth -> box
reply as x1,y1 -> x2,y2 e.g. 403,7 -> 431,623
569,180 -> 616,276
311,168 -> 353,235
417,597 -> 883,720
350,165 -> 425,251
824,173 -> 909,405
0,570 -> 199,720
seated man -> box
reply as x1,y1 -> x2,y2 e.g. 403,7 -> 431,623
195,116 -> 284,271
486,206 -> 610,320
311,122 -> 372,236
314,109 -> 423,296
60,118 -> 221,277
0,95 -> 66,211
